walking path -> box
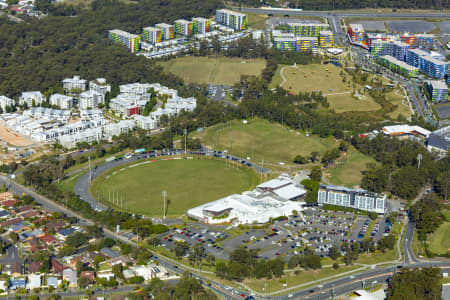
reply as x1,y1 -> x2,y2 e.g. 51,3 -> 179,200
279,64 -> 298,88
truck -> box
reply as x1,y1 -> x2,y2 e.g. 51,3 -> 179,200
134,148 -> 145,154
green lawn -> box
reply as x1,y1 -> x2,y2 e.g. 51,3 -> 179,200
90,157 -> 259,217
327,93 -> 382,113
386,89 -> 412,119
247,13 -> 269,30
160,56 -> 266,85
326,146 -> 377,187
428,222 -> 450,255
192,118 -> 338,166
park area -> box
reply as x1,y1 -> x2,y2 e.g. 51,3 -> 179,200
428,210 -> 450,255
325,146 -> 377,188
191,118 -> 338,166
90,157 -> 259,217
160,56 -> 266,85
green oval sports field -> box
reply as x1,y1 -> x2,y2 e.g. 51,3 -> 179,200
90,157 -> 259,217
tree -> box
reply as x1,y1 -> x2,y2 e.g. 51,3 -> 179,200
174,242 -> 189,258
9,232 -> 19,243
310,166 -> 322,182
338,141 -> 348,152
293,155 -> 307,164
328,246 -> 340,260
368,211 -> 378,221
288,255 -> 298,269
387,268 -> 441,300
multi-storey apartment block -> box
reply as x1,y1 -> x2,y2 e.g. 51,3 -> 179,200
192,17 -> 211,34
174,19 -> 193,36
426,80 -> 448,102
62,76 -> 86,92
319,30 -> 333,48
369,40 -> 393,58
19,91 -> 45,107
347,24 -> 367,48
89,78 -> 111,96
406,48 -> 449,79
377,55 -> 419,77
318,184 -> 386,214
49,94 -> 73,110
273,35 -> 318,53
288,23 -> 329,37
108,29 -> 140,53
143,27 -> 162,44
79,90 -> 105,110
0,96 -> 15,112
392,41 -> 410,61
216,9 -> 247,31
155,23 -> 174,40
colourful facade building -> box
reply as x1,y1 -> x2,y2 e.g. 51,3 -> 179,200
174,19 -> 193,36
216,9 -> 247,31
369,40 -> 393,58
192,17 -> 211,34
108,29 -> 140,53
392,41 -> 410,61
143,27 -> 162,44
377,55 -> 419,77
406,48 -> 449,79
426,80 -> 448,102
273,35 -> 318,53
319,30 -> 333,48
287,23 -> 329,37
348,24 -> 367,48
400,34 -> 417,45
155,23 -> 174,40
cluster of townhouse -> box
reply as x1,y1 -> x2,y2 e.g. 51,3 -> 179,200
271,23 -> 334,54
0,0 -> 40,16
108,9 -> 248,58
0,192 -> 172,292
0,77 -> 196,148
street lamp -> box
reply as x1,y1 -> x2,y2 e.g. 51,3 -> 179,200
162,190 -> 167,220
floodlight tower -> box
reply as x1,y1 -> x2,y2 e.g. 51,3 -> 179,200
162,190 -> 167,220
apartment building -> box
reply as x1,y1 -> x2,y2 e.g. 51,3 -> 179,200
58,127 -> 103,148
215,9 -> 247,31
174,19 -> 193,36
62,76 -> 87,92
155,23 -> 174,40
0,96 -> 15,112
426,80 -> 448,102
19,91 -> 45,107
318,184 -> 386,214
108,29 -> 140,53
49,94 -> 73,110
109,94 -> 143,117
80,109 -> 103,121
119,83 -> 151,98
23,107 -> 72,122
89,78 -> 111,95
347,24 -> 367,48
406,48 -> 449,79
79,90 -> 104,109
287,23 -> 329,37
319,30 -> 333,48
377,55 -> 419,77
133,115 -> 159,130
272,35 -> 318,53
143,27 -> 162,44
103,120 -> 136,140
192,17 -> 211,34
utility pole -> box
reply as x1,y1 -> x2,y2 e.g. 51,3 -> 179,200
184,128 -> 187,155
88,156 -> 92,183
162,190 -> 167,220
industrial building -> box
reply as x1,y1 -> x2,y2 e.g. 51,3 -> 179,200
49,94 -> 73,110
155,23 -> 174,40
18,91 -> 45,107
215,9 -> 247,31
143,27 -> 162,44
187,174 -> 306,224
377,55 -> 419,77
192,17 -> 211,34
108,29 -> 140,53
426,80 -> 448,102
318,184 -> 386,214
406,48 -> 449,79
174,19 -> 193,36
287,23 -> 329,37
62,76 -> 86,92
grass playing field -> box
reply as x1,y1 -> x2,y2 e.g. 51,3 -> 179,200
90,157 -> 259,217
327,93 -> 381,113
160,56 -> 266,85
428,221 -> 450,255
191,118 -> 338,166
326,146 -> 377,188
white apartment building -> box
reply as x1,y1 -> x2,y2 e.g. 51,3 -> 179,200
148,83 -> 178,99
19,91 -> 45,107
49,94 -> 74,110
133,114 -> 159,130
89,78 -> 111,95
31,119 -> 106,143
103,120 -> 136,140
80,109 -> 103,120
62,76 -> 87,92
0,96 -> 15,111
23,107 -> 72,122
119,83 -> 151,98
58,127 -> 103,148
79,90 -> 104,109
165,96 -> 196,114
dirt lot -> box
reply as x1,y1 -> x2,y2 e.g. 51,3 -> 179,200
0,123 -> 33,147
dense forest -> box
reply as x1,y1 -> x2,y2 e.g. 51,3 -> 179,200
0,0 -> 222,97
233,0 -> 448,10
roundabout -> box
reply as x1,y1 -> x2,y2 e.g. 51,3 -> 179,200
88,155 -> 259,217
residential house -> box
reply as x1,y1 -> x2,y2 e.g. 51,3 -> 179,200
46,276 -> 59,288
9,278 -> 26,290
51,258 -> 64,274
100,248 -> 120,259
26,274 -> 41,289
63,268 -> 77,288
81,271 -> 95,284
